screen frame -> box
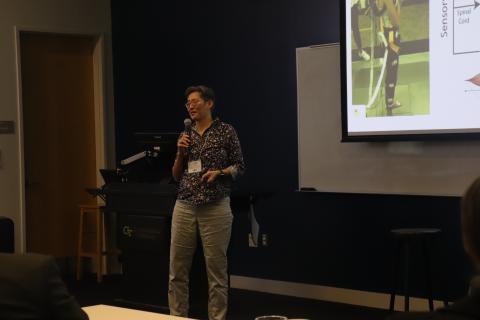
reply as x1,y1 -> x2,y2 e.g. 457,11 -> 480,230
339,0 -> 480,142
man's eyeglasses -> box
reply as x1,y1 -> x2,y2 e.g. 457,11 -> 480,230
185,99 -> 204,108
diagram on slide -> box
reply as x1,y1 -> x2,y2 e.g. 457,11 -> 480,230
453,0 -> 480,54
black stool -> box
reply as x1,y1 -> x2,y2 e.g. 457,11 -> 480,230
389,228 -> 443,312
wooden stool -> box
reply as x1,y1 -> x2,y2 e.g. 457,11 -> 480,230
76,204 -> 108,283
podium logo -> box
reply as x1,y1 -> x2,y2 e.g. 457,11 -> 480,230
122,225 -> 133,237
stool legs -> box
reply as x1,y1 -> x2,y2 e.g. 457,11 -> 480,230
76,208 -> 85,281
76,205 -> 105,283
422,238 -> 434,311
389,243 -> 401,311
390,237 -> 440,312
96,208 -> 103,283
389,241 -> 411,311
403,241 -> 410,312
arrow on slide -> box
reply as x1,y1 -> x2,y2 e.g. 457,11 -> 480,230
466,74 -> 480,86
455,0 -> 480,9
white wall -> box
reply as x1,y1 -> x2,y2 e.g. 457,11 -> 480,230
0,0 -> 115,252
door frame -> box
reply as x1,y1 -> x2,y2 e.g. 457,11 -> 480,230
14,26 -> 109,253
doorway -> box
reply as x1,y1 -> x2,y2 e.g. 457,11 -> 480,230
20,32 -> 101,256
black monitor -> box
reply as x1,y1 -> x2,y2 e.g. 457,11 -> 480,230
134,131 -> 178,154
121,131 -> 179,183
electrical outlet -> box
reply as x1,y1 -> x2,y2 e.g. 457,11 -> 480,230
261,233 -> 268,247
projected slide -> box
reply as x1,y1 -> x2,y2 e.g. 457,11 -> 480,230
344,0 -> 480,136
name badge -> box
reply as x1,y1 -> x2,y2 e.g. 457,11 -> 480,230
188,160 -> 202,174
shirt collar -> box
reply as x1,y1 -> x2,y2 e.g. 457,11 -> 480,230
192,117 -> 220,134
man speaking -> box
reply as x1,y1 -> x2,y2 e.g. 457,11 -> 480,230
169,85 -> 245,320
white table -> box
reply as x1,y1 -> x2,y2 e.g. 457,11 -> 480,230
83,304 -> 195,320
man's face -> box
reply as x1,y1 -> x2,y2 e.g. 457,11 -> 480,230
186,91 -> 213,121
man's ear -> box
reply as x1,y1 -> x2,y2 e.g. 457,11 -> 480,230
206,100 -> 214,110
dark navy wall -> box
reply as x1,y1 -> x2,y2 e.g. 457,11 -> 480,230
111,0 -> 471,300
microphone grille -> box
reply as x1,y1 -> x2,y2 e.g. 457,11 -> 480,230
184,118 -> 192,127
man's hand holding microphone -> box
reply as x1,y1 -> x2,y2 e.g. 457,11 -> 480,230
177,118 -> 224,184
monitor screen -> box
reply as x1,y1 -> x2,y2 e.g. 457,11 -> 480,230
133,131 -> 178,153
341,0 -> 480,141
121,131 -> 179,183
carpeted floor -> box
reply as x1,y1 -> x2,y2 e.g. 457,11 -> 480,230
66,275 -> 390,320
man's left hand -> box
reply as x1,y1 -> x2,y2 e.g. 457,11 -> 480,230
201,170 -> 221,184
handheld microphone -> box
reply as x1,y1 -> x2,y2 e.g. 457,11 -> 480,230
183,118 -> 192,155
184,118 -> 192,135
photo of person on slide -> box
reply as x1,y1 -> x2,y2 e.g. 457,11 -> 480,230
352,0 -> 370,61
350,0 -> 429,118
375,0 -> 402,115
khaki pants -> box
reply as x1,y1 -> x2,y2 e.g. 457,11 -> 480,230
168,198 -> 233,320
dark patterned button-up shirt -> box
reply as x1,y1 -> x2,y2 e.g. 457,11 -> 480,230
177,119 -> 245,205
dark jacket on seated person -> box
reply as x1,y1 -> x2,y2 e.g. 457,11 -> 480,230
0,253 -> 88,320
387,290 -> 480,320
